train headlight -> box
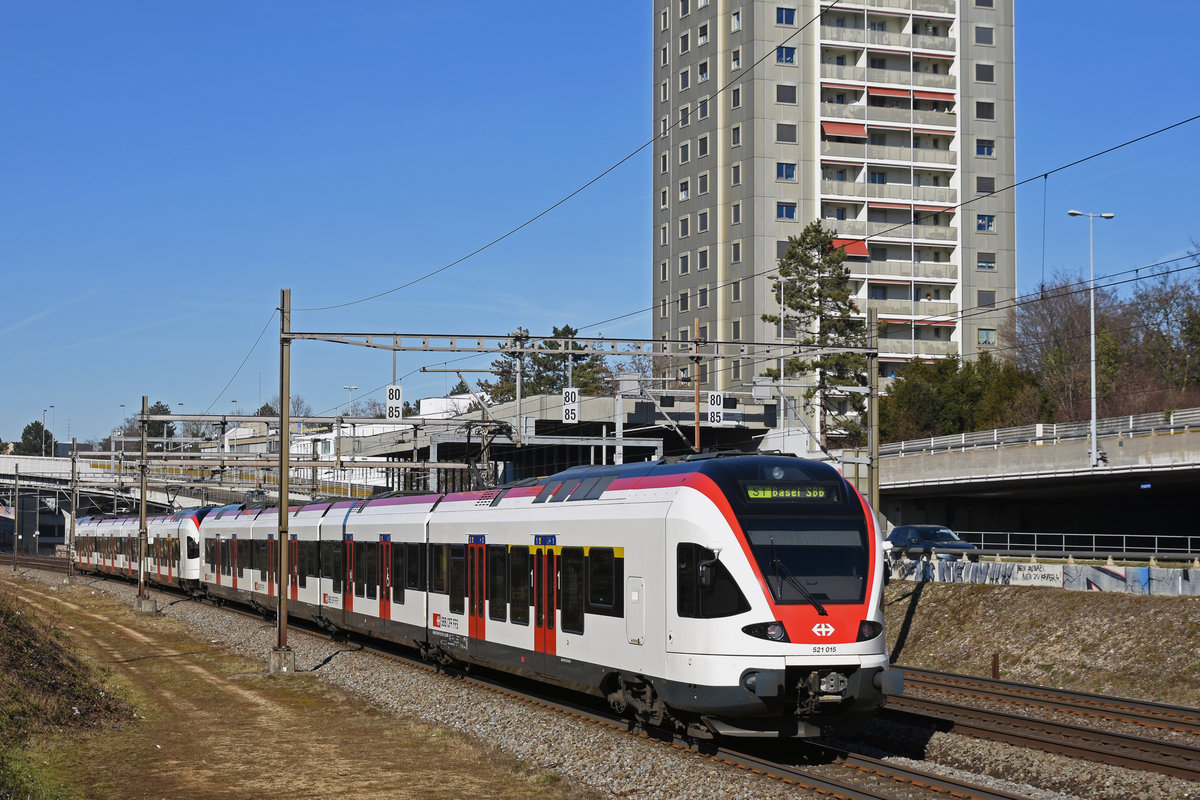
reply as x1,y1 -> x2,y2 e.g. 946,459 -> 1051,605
856,620 -> 883,641
742,621 -> 790,642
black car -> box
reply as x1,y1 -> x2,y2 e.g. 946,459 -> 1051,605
886,525 -> 977,560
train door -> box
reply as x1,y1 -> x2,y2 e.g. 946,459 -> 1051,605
533,536 -> 557,663
467,536 -> 486,647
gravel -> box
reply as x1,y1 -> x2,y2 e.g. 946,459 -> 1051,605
30,570 -> 1200,800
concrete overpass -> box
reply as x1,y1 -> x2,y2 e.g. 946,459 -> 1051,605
877,409 -> 1200,534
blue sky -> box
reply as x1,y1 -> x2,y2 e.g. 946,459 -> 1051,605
3,2 -> 1198,443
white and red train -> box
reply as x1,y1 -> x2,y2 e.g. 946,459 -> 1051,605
74,453 -> 900,738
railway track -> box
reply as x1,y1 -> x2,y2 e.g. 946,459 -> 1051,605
899,666 -> 1200,737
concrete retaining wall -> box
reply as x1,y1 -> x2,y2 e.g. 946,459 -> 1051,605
889,558 -> 1200,596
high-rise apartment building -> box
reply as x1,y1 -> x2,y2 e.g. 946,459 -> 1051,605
651,0 -> 1015,399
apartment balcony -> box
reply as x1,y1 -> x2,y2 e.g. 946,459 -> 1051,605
864,220 -> 957,241
911,71 -> 956,91
821,102 -> 867,120
911,147 -> 957,166
866,182 -> 914,201
912,108 -> 956,127
822,179 -> 867,198
827,219 -> 868,237
866,67 -> 917,86
821,63 -> 866,82
912,33 -> 956,51
913,185 -> 957,204
912,0 -> 956,14
866,30 -> 911,48
868,0 -> 914,10
878,338 -> 958,357
870,299 -> 958,318
864,106 -> 913,125
820,26 -> 866,45
865,259 -> 959,281
866,143 -> 912,162
821,140 -> 866,159
911,223 -> 957,241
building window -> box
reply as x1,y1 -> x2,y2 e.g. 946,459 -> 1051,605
835,207 -> 847,220
661,9 -> 669,30
660,152 -> 668,173
698,171 -> 709,194
660,297 -> 668,317
869,56 -> 887,70
976,63 -> 995,83
679,216 -> 690,237
731,241 -> 742,263
679,68 -> 690,91
698,286 -> 709,307
698,23 -> 709,45
976,214 -> 996,232
732,201 -> 741,223
732,279 -> 741,300
731,9 -> 741,31
732,125 -> 742,147
976,101 -> 995,120
660,224 -> 668,245
977,176 -> 995,194
680,32 -> 690,54
731,164 -> 741,185
698,248 -> 709,270
776,162 -> 796,181
679,179 -> 690,201
698,97 -> 709,119
977,138 -> 995,156
868,19 -> 886,32
977,251 -> 996,270
698,210 -> 709,232
731,85 -> 741,107
659,116 -> 668,139
869,171 -> 887,184
660,81 -> 668,102
975,26 -> 994,45
660,46 -> 669,67
776,84 -> 797,104
777,7 -> 796,25
660,261 -> 668,281
679,291 -> 689,312
680,105 -> 691,127
731,48 -> 741,69
697,134 -> 709,158
731,319 -> 741,340
976,0 -> 994,6
732,359 -> 742,380
978,289 -> 996,308
659,187 -> 668,208
978,328 -> 997,347
679,253 -> 690,274
698,60 -> 709,81
776,47 -> 796,64
680,0 -> 690,16
777,202 -> 797,220
679,141 -> 690,163
777,123 -> 797,143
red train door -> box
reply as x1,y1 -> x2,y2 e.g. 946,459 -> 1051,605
467,537 -> 486,641
379,537 -> 391,621
533,536 -> 556,657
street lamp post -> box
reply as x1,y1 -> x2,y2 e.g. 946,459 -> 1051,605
42,408 -> 47,456
50,405 -> 55,457
343,385 -> 358,415
1068,209 -> 1115,468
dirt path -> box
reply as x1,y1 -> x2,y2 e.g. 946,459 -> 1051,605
4,573 -> 591,800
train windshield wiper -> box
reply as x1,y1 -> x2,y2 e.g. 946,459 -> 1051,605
769,536 -> 828,616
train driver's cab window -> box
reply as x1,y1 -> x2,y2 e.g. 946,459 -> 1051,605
677,543 -> 750,618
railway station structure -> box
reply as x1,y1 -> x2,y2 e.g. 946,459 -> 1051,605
650,0 -> 1016,405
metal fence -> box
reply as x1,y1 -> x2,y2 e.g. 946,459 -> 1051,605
880,406 -> 1200,457
957,530 -> 1200,559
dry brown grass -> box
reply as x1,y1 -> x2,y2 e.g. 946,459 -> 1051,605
1,575 -> 594,800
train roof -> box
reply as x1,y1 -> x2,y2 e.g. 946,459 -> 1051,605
536,452 -> 843,486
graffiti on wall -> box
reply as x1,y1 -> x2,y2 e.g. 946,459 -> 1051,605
890,558 -> 1198,596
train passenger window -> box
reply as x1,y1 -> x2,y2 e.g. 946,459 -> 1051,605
532,482 -> 562,504
570,475 -> 617,501
431,544 -> 448,593
221,540 -> 232,577
586,548 -> 623,616
187,537 -> 199,560
509,545 -> 530,625
320,540 -> 344,595
449,544 -> 466,614
405,543 -> 423,590
391,543 -> 406,603
549,481 -> 580,503
677,543 -> 751,619
487,545 -> 507,621
561,547 -> 585,635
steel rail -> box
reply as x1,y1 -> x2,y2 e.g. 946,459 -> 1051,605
899,666 -> 1200,735
885,694 -> 1200,782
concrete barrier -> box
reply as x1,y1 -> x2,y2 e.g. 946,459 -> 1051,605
890,557 -> 1199,596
